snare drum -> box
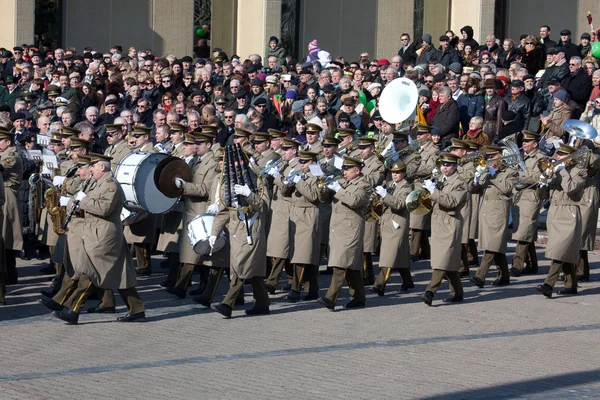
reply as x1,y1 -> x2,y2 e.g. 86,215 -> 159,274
115,152 -> 178,213
188,213 -> 226,255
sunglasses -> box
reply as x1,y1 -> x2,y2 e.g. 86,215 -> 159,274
570,63 -> 578,66
162,80 -> 171,83
425,80 -> 434,83
369,64 -> 378,67
255,104 -> 266,108
525,42 -> 534,45
299,159 -> 310,164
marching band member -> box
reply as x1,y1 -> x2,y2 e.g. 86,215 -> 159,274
450,138 -> 474,278
167,133 -> 218,298
123,125 -> 157,276
267,129 -> 286,155
304,123 -> 323,153
191,148 -> 232,307
159,133 -> 199,289
251,131 -> 280,170
577,147 -> 600,281
286,150 -> 322,302
464,140 -> 483,268
509,131 -> 545,277
318,156 -> 372,310
358,136 -> 383,285
370,160 -> 413,295
410,125 -> 439,262
264,138 -> 300,293
0,129 -> 24,285
103,123 -> 130,170
337,128 -> 360,158
419,152 -> 467,306
318,135 -> 342,273
208,164 -> 271,319
470,145 -> 519,288
536,143 -> 587,297
51,153 -> 146,324
169,123 -> 187,157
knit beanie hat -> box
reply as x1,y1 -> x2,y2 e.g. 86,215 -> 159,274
308,40 -> 318,52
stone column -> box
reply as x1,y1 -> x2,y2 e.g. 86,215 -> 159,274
375,0 -> 414,59
152,0 -> 194,56
0,0 -> 34,48
211,0 -> 237,56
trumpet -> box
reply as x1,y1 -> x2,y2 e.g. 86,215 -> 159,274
538,146 -> 590,179
382,140 -> 420,168
316,174 -> 344,190
458,150 -> 483,166
473,153 -> 526,175
284,169 -> 307,187
338,140 -> 358,156
258,157 -> 287,176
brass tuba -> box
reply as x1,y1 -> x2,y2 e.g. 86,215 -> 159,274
406,187 -> 433,215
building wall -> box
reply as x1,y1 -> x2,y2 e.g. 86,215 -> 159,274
506,0 -> 597,42
375,0 -> 413,59
299,0 -> 376,61
62,0 -> 193,56
0,0 -> 34,49
236,0 -> 266,59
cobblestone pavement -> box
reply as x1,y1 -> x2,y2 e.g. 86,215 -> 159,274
1,243 -> 600,399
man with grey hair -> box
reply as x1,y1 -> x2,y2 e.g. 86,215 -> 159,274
432,86 -> 460,148
560,55 -> 593,118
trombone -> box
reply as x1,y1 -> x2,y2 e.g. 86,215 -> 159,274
381,140 -> 420,168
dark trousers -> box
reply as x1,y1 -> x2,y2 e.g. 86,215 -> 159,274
291,264 -> 319,294
410,229 -> 430,259
52,274 -> 78,306
459,244 -> 470,274
426,269 -> 464,298
467,239 -> 478,265
163,253 -> 180,286
545,260 -> 577,289
197,268 -> 225,303
475,251 -> 510,282
363,253 -> 375,283
512,241 -> 538,272
64,275 -> 145,315
324,267 -> 365,306
175,263 -> 197,291
134,243 -> 151,271
373,267 -> 414,293
266,257 -> 293,287
221,275 -> 270,308
577,250 -> 589,279
5,249 -> 17,284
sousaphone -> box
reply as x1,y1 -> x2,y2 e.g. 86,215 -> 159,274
378,78 -> 419,124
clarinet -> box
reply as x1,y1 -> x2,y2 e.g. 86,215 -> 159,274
231,145 -> 253,245
61,176 -> 93,231
235,143 -> 256,193
222,150 -> 232,207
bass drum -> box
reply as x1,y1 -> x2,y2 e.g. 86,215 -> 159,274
115,152 -> 178,213
188,213 -> 227,255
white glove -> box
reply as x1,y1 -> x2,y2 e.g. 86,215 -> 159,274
266,166 -> 280,178
552,139 -> 563,149
327,181 -> 341,192
250,157 -> 258,166
74,191 -> 86,201
207,203 -> 219,214
488,165 -> 496,177
174,178 -> 185,188
208,235 -> 217,248
291,174 -> 301,184
392,220 -> 400,230
539,174 -> 548,186
554,163 -> 565,173
375,185 -> 387,198
474,171 -> 481,184
234,184 -> 251,197
59,196 -> 70,206
53,176 -> 66,186
423,179 -> 436,193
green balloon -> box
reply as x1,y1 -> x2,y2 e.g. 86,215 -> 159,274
358,91 -> 367,106
366,99 -> 376,113
195,28 -> 207,37
592,41 -> 600,58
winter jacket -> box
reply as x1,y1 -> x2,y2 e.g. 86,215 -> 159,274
265,45 -> 286,66
540,58 -> 569,89
561,68 -> 593,117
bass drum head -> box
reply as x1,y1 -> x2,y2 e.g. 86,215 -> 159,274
193,236 -> 226,256
133,153 -> 178,213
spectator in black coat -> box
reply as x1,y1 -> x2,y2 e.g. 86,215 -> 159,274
505,80 -> 531,130
397,33 -> 417,65
416,34 -> 441,65
539,47 -> 569,89
521,35 -> 546,76
438,35 -> 460,67
494,110 -> 521,144
460,25 -> 479,51
432,86 -> 460,148
557,29 -> 580,62
539,25 -> 557,52
561,56 -> 593,118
